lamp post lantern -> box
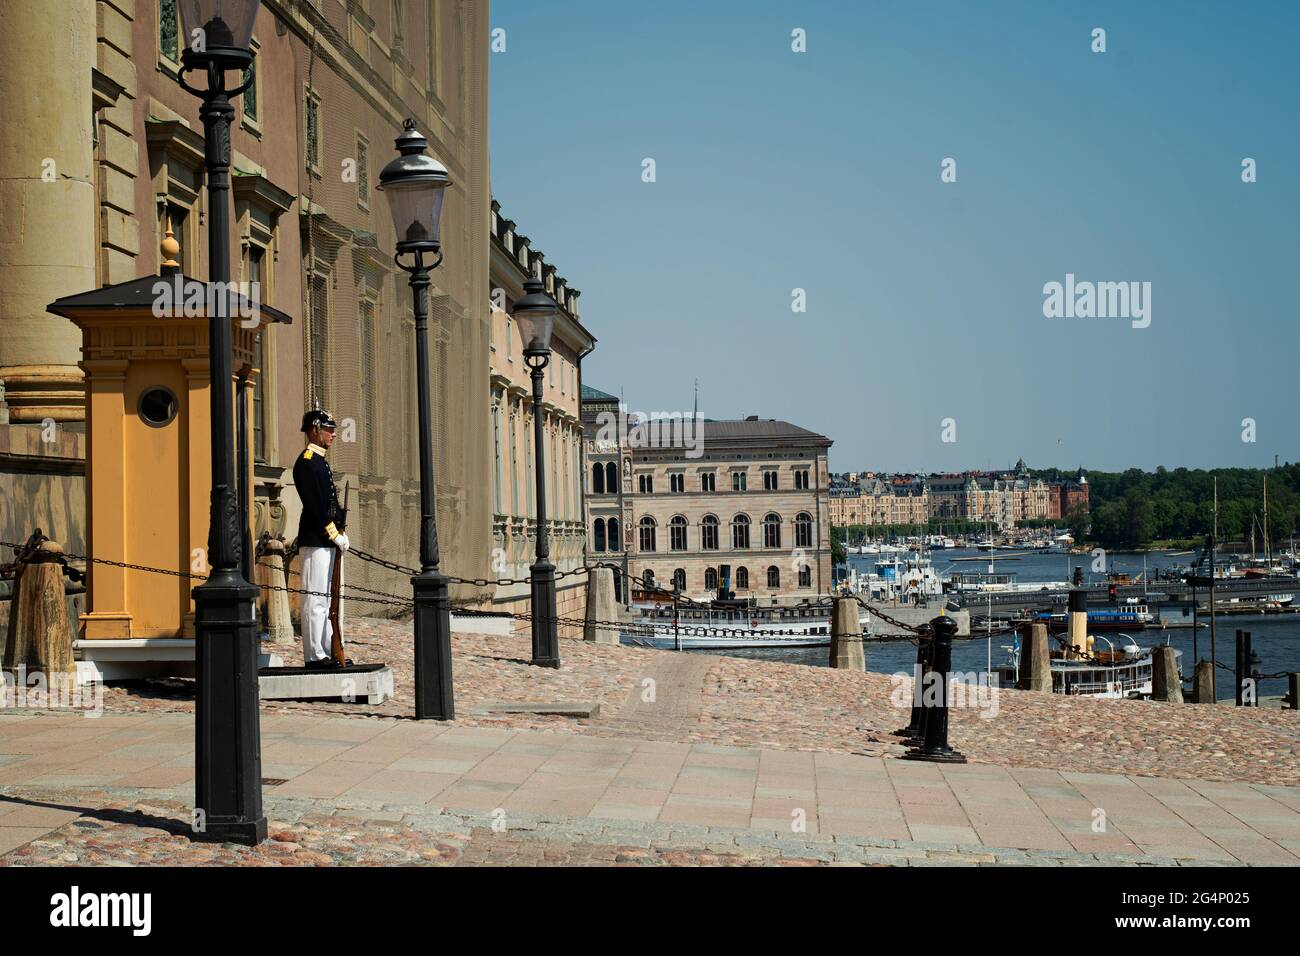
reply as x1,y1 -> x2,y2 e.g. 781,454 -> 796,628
175,0 -> 266,845
514,278 -> 561,668
377,119 -> 455,719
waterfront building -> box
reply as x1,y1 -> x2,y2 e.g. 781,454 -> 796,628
622,416 -> 834,602
488,202 -> 594,630
830,463 -> 1085,530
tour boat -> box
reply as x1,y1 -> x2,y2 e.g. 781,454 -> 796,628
619,602 -> 868,650
995,633 -> 1179,698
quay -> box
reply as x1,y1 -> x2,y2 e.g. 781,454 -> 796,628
3,620 -> 1299,866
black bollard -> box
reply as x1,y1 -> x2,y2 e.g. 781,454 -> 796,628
904,614 -> 968,763
1248,648 -> 1261,708
895,623 -> 933,738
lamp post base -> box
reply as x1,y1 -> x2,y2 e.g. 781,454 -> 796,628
530,560 -> 560,668
192,573 -> 266,845
413,569 -> 455,720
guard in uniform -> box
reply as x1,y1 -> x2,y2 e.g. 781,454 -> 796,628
293,409 -> 349,667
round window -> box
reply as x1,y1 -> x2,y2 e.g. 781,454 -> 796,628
138,387 -> 178,427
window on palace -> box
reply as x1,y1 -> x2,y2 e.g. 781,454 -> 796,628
608,517 -> 621,552
670,473 -> 685,493
593,518 -> 606,552
701,514 -> 719,550
795,469 -> 810,490
639,517 -> 657,552
799,566 -> 812,588
639,474 -> 653,494
669,515 -> 687,551
592,462 -> 605,494
795,512 -> 813,548
764,471 -> 778,491
767,566 -> 780,588
736,567 -> 749,589
605,462 -> 617,492
701,472 -> 716,492
732,514 -> 750,549
763,513 -> 781,548
705,567 -> 718,590
732,472 -> 747,492
672,568 -> 686,592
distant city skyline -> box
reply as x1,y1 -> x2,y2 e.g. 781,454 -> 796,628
490,1 -> 1299,473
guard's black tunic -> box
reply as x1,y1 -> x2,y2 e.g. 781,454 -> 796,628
293,444 -> 343,548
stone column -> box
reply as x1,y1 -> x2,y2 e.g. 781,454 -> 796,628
262,538 -> 294,645
583,566 -> 619,645
829,597 -> 865,670
1151,645 -> 1183,703
1192,660 -> 1215,704
1017,623 -> 1052,692
0,0 -> 97,422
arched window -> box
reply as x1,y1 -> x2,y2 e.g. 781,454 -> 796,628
705,567 -> 718,590
795,512 -> 813,548
735,566 -> 749,589
731,514 -> 750,549
670,515 -> 688,551
763,513 -> 782,548
639,516 -> 657,552
592,462 -> 605,494
607,517 -> 621,552
593,518 -> 606,552
701,514 -> 719,550
642,569 -> 655,591
605,461 -> 617,492
672,568 -> 686,592
798,565 -> 812,588
767,565 -> 780,588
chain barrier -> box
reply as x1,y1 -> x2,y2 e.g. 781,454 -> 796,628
2,539 -> 984,644
0,539 -> 409,609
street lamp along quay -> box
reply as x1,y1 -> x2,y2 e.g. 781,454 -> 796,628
175,0 -> 266,846
513,277 -> 562,668
377,120 -> 456,720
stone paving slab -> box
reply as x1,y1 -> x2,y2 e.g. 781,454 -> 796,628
1,711 -> 1298,865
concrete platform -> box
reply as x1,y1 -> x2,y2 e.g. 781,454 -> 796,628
257,663 -> 394,705
72,639 -> 282,684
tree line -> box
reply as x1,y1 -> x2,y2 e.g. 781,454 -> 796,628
1031,464 -> 1300,550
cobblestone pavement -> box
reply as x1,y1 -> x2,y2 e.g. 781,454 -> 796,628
78,620 -> 1300,787
2,711 -> 1298,865
0,787 -> 1244,867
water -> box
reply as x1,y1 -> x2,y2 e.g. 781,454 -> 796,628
681,548 -> 1300,702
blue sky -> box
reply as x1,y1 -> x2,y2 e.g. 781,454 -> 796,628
488,0 -> 1299,473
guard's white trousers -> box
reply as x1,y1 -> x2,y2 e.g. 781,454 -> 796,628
299,545 -> 342,663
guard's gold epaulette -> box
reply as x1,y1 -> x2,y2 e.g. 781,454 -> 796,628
303,449 -> 314,460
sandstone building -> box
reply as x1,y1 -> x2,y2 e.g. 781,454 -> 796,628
606,415 -> 834,603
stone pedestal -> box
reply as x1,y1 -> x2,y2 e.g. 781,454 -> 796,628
829,597 -> 865,670
261,539 -> 293,645
1151,645 -> 1183,703
1192,660 -> 1215,704
257,663 -> 394,705
583,567 -> 619,645
1017,623 -> 1052,692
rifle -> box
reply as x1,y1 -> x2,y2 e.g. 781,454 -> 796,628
329,481 -> 350,666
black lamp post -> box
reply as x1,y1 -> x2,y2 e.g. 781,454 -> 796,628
175,0 -> 266,845
377,120 -> 455,719
514,278 -> 561,668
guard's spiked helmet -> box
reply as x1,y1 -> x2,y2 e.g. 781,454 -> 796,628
301,409 -> 338,433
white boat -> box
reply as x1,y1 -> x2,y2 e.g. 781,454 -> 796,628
995,634 -> 1179,698
619,603 -> 870,650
